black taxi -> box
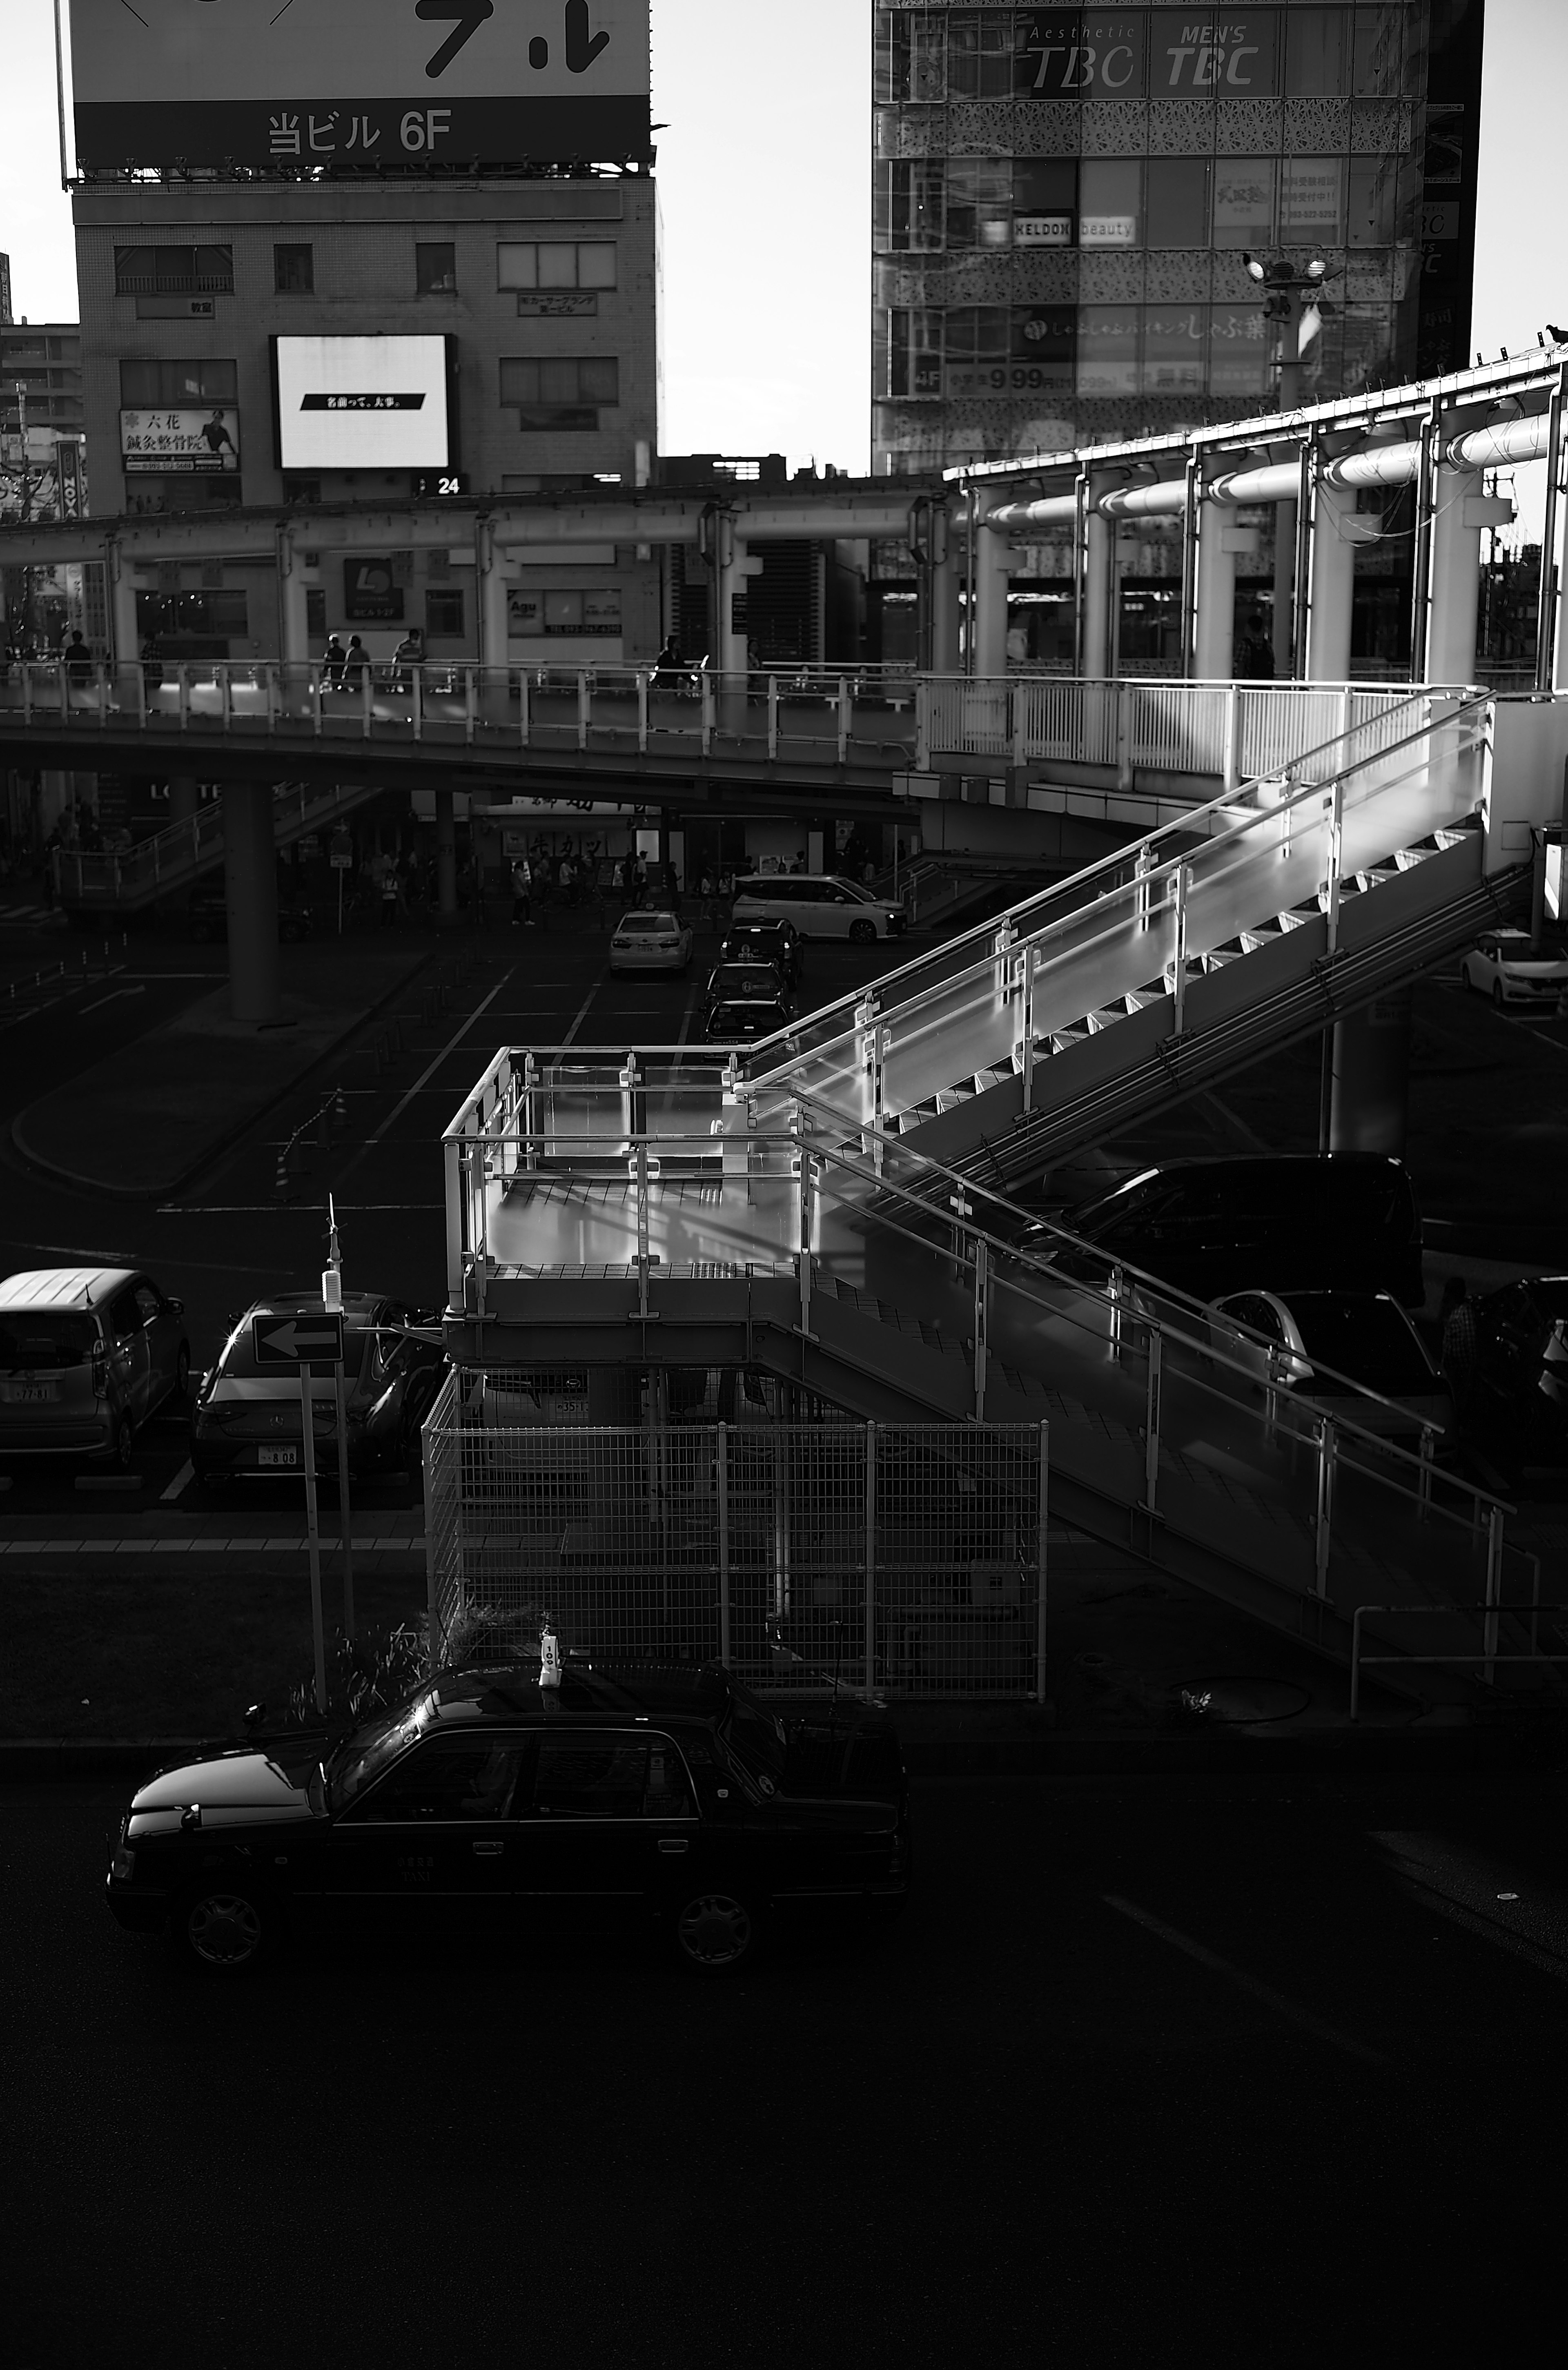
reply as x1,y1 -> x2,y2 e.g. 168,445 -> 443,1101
105,1663 -> 909,1978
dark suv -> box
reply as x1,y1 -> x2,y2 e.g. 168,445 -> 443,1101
105,1662 -> 910,1977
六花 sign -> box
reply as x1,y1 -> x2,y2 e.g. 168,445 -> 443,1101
119,408 -> 241,473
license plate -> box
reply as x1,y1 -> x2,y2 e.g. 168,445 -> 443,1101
1,1383 -> 57,1404
257,1446 -> 298,1468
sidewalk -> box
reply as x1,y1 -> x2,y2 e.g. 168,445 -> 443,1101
11,941 -> 433,1198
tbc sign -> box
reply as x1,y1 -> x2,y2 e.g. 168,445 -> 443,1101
251,1313 -> 346,1369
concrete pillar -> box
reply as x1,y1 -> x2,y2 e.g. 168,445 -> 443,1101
110,559 -> 138,673
278,535 -> 311,666
1330,988 -> 1411,1156
1305,481 -> 1356,683
1424,463 -> 1486,686
434,788 -> 458,923
932,543 -> 962,674
476,525 -> 509,671
168,776 -> 199,826
1081,507 -> 1113,678
1194,521 -> 1239,680
973,512 -> 1013,679
222,782 -> 281,1025
1270,499 -> 1297,679
718,532 -> 751,675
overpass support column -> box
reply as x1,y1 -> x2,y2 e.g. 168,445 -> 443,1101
1080,506 -> 1113,678
434,790 -> 458,924
277,529 -> 311,668
932,535 -> 962,674
1305,481 -> 1356,683
222,784 -> 281,1025
1330,987 -> 1411,1156
973,508 -> 1013,679
1425,465 -> 1508,685
477,523 -> 509,672
109,549 -> 138,672
1194,517 -> 1238,680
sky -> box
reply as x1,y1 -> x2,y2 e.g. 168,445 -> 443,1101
1,2 -> 1565,481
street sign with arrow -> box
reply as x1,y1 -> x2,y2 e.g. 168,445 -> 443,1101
251,1311 -> 345,1369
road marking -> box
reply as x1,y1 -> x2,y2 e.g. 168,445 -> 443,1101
77,984 -> 148,1016
157,1201 -> 446,1215
1101,1893 -> 1392,2069
160,1460 -> 194,1503
560,967 -> 608,1049
334,969 -> 515,1183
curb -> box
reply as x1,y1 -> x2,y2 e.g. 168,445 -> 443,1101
9,947 -> 446,1203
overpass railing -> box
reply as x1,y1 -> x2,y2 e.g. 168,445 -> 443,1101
0,657 -> 1421,783
49,775 -> 364,909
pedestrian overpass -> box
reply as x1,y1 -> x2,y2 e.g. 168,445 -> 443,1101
428,680 -> 1564,1709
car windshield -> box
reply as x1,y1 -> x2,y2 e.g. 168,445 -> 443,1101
711,965 -> 777,994
0,1312 -> 97,1370
618,912 -> 678,933
1289,1295 -> 1434,1395
720,1679 -> 787,1786
328,1688 -> 439,1808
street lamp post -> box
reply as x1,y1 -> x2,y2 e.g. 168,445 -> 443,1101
1242,252 -> 1336,412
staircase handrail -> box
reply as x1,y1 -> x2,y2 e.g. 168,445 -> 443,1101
740,688 -> 1492,1094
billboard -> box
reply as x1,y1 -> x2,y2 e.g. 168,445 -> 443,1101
120,407 -> 241,473
68,0 -> 650,172
272,336 -> 452,472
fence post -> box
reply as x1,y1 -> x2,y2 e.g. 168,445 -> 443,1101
1171,864 -> 1190,1035
1323,776 -> 1344,955
518,669 -> 530,748
701,669 -> 714,755
1314,1417 -> 1336,1598
1144,1330 -> 1162,1512
1116,680 -> 1134,793
717,1421 -> 731,1666
973,1237 -> 989,1423
463,667 -> 476,745
1020,950 -> 1036,1113
577,670 -> 590,751
636,1139 -> 650,1321
864,1419 -> 876,1693
837,677 -> 851,764
1036,1417 -> 1049,1703
361,662 -> 373,740
797,1133 -> 814,1341
1223,680 -> 1241,793
767,675 -> 779,760
637,670 -> 648,755
914,678 -> 930,771
410,667 -> 422,741
1483,1506 -> 1503,1682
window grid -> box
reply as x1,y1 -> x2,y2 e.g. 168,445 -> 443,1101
497,241 -> 617,292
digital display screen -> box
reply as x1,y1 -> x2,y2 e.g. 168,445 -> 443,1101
273,336 -> 452,472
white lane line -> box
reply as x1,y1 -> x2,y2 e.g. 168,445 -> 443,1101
559,967 -> 608,1049
1102,1893 -> 1392,2070
334,969 -> 515,1183
160,1459 -> 194,1505
76,984 -> 148,1016
157,1201 -> 447,1215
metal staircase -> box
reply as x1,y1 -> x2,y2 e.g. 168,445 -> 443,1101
52,775 -> 388,916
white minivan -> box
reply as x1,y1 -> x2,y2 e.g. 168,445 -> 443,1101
731,874 -> 907,944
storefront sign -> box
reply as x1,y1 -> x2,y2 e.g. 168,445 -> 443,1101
1153,12 -> 1278,94
119,408 -> 240,473
343,558 -> 404,624
1014,215 -> 1073,248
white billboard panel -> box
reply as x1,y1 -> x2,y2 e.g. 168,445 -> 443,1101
69,0 -> 650,170
274,337 -> 452,472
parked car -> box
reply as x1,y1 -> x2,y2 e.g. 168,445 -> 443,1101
1463,1274 -> 1568,1476
104,1661 -> 910,1977
189,1292 -> 446,1481
0,1267 -> 190,1469
733,873 -> 907,944
1208,1289 -> 1452,1444
719,918 -> 803,985
701,958 -> 794,1029
608,909 -> 693,974
704,995 -> 796,1047
1016,1155 -> 1426,1309
189,882 -> 312,944
1459,929 -> 1568,1008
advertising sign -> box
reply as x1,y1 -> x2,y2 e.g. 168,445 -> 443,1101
343,559 -> 405,624
68,0 -> 651,172
274,336 -> 452,472
1152,13 -> 1278,94
1016,15 -> 1147,96
120,407 -> 240,473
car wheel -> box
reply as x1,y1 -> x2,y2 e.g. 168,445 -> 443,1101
672,1890 -> 759,1976
176,1879 -> 273,1977
111,1414 -> 133,1471
849,918 -> 877,946
1459,960 -> 1474,991
173,1343 -> 190,1401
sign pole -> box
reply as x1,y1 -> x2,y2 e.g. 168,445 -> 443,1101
299,1360 -> 327,1714
333,1351 -> 354,1641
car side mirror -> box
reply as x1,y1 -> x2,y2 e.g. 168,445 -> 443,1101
167,1298 -> 185,1318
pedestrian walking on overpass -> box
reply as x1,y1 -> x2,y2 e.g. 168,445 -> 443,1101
343,636 -> 370,690
322,635 -> 346,688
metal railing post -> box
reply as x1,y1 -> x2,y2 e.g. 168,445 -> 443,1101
411,666 -> 422,741
1020,948 -> 1036,1112
837,677 -> 851,764
1171,863 -> 1189,1034
717,1421 -> 731,1666
463,666 -> 476,744
310,667 -> 323,737
577,670 -> 590,751
1116,679 -> 1134,793
1109,1263 -> 1125,1363
218,664 -> 232,733
361,663 -> 373,740
636,1138 -> 650,1321
1144,1330 -> 1162,1512
973,1236 -> 989,1422
1036,1417 -> 1050,1702
177,664 -> 190,735
1323,776 -> 1344,955
1223,680 -> 1241,793
1314,1416 -> 1336,1598
797,1132 -> 814,1341
519,668 -> 530,747
700,668 -> 714,755
637,669 -> 648,754
1350,1605 -> 1365,1722
1484,1506 -> 1503,1682
767,674 -> 779,759
914,678 -> 930,771
864,1419 -> 876,1692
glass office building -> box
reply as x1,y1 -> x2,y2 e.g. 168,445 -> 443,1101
872,4 -> 1486,476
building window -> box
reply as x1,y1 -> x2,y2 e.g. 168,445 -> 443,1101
506,587 -> 622,637
1076,305 -> 1140,395
1213,159 -> 1277,249
119,359 -> 238,406
497,242 -> 617,291
274,245 -> 314,294
499,356 -> 619,430
1145,160 -> 1210,249
425,588 -> 466,638
1281,157 -> 1345,247
945,159 -> 1013,249
416,242 -> 457,295
876,160 -> 945,254
114,245 -> 233,296
1079,160 -> 1141,249
134,588 -> 248,647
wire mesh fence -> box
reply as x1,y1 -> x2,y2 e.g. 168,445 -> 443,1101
422,1373 -> 1047,1698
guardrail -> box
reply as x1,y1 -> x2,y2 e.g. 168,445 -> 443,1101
1350,1588 -> 1564,1720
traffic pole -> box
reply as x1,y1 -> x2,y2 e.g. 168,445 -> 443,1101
333,1352 -> 354,1642
300,1360 -> 327,1714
